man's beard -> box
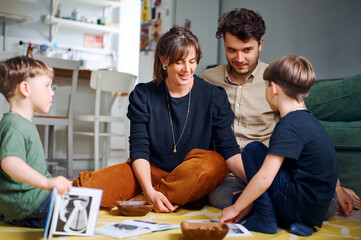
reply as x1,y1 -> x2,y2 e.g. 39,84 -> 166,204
233,65 -> 251,76
229,59 -> 258,77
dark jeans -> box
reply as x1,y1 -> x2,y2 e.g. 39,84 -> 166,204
210,170 -> 337,220
241,141 -> 336,227
5,192 -> 52,228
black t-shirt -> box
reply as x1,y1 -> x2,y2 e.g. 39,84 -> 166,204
269,110 -> 338,227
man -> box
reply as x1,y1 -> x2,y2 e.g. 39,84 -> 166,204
200,8 -> 356,217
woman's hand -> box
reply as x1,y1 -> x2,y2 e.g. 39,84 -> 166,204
145,188 -> 178,213
132,159 -> 179,213
132,159 -> 178,213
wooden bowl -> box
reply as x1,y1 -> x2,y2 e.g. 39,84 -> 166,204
115,201 -> 153,216
181,221 -> 229,240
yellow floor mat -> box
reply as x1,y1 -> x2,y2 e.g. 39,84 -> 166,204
1,206 -> 360,240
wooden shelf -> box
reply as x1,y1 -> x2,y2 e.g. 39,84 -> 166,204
0,0 -> 32,23
45,0 -> 121,42
68,0 -> 121,7
44,15 -> 119,34
44,15 -> 119,42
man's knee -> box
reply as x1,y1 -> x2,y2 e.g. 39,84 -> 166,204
209,175 -> 246,209
324,191 -> 338,220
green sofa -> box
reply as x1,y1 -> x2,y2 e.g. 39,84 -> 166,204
306,74 -> 361,196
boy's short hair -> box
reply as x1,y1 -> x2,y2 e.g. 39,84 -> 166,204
263,56 -> 315,102
0,56 -> 54,101
216,8 -> 266,43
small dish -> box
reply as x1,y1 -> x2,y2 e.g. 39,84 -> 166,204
115,201 -> 153,216
181,221 -> 229,240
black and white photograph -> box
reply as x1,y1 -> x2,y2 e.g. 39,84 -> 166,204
95,220 -> 179,239
95,222 -> 152,239
55,194 -> 92,234
44,187 -> 102,240
124,219 -> 179,231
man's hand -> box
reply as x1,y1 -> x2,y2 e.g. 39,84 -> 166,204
343,187 -> 361,210
335,185 -> 353,216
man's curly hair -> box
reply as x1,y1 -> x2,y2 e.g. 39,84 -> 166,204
216,8 -> 266,43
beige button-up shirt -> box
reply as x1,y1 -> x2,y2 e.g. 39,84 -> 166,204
200,61 -> 280,150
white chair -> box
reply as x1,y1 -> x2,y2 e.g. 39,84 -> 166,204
73,70 -> 136,170
33,56 -> 81,178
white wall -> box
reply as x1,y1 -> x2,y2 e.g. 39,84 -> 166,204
139,0 -> 361,80
174,0 -> 220,76
1,0 -> 50,45
138,0 -> 175,84
219,0 -> 361,80
117,0 -> 141,76
137,0 -> 220,83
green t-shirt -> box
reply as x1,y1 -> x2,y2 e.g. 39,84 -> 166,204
0,113 -> 51,220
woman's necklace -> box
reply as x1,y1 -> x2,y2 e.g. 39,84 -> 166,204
166,86 -> 191,153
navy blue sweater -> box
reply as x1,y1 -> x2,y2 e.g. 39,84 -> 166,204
127,76 -> 240,172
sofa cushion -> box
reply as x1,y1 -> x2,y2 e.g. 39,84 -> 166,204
319,120 -> 361,149
306,74 -> 361,122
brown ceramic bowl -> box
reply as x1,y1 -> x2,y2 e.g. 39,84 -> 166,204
115,201 -> 153,216
181,221 -> 229,240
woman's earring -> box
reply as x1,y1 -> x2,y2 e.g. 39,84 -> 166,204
162,65 -> 167,70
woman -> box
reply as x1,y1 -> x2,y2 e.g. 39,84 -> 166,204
73,26 -> 242,213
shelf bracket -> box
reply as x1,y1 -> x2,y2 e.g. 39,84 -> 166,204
103,32 -> 110,49
2,21 -> 7,51
51,0 -> 60,16
49,22 -> 60,42
103,5 -> 114,20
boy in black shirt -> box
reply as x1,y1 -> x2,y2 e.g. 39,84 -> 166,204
220,56 -> 338,236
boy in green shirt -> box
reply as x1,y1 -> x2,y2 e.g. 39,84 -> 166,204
0,56 -> 72,228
